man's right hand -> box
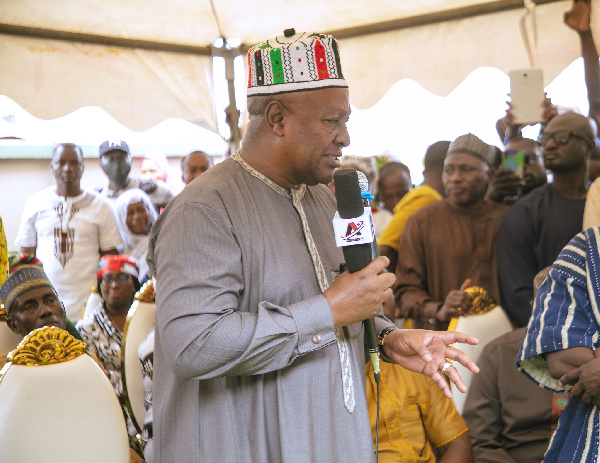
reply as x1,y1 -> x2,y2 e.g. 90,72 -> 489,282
324,256 -> 395,328
436,279 -> 473,322
559,353 -> 600,405
565,0 -> 591,33
487,167 -> 522,203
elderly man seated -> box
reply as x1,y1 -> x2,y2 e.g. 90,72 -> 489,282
0,252 -> 145,463
0,253 -> 80,366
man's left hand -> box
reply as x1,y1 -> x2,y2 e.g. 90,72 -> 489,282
382,329 -> 479,399
559,356 -> 600,405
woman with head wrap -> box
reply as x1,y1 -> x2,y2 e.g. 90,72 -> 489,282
114,188 -> 158,284
76,254 -> 142,452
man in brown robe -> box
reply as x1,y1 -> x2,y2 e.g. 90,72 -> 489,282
395,133 -> 509,330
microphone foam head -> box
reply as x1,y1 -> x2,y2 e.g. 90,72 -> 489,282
334,169 -> 363,219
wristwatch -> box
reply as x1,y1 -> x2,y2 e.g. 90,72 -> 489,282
377,326 -> 398,348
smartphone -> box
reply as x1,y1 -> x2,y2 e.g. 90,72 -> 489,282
508,68 -> 545,124
502,149 -> 524,177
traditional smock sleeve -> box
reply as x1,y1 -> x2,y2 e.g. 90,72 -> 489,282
14,193 -> 39,248
394,213 -> 441,324
518,230 -> 600,391
496,202 -> 537,327
95,196 -> 124,251
148,200 -> 339,381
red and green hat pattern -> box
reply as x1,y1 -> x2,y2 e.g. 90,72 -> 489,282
247,30 -> 347,96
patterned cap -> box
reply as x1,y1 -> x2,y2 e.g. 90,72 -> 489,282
0,252 -> 53,315
97,255 -> 139,280
447,134 -> 496,167
99,140 -> 130,158
247,29 -> 347,97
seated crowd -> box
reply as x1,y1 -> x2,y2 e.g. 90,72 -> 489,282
2,3 -> 600,462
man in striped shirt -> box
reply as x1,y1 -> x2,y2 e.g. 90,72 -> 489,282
518,227 -> 600,462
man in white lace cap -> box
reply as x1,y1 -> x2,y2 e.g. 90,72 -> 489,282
147,29 -> 479,462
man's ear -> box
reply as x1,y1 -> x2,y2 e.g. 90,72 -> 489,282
6,316 -> 20,335
265,100 -> 286,137
486,166 -> 496,185
586,140 -> 595,157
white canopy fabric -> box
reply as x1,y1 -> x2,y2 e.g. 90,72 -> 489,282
0,0 -> 595,132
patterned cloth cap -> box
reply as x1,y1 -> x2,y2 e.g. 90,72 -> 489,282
97,255 -> 139,280
247,29 -> 347,96
447,133 -> 496,167
0,252 -> 53,315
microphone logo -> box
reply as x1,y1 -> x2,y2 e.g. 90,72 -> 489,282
341,221 -> 365,243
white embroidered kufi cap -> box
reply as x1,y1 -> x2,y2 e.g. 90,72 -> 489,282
247,29 -> 348,97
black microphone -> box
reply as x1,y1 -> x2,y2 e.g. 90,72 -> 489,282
333,168 -> 381,383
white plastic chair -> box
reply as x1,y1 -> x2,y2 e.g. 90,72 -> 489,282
121,299 -> 156,432
449,306 -> 513,414
0,327 -> 130,462
82,290 -> 102,320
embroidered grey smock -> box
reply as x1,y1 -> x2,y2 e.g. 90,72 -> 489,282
147,154 -> 391,462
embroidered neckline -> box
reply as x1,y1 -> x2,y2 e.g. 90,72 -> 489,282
231,151 -> 306,200
51,189 -> 95,211
51,190 -> 95,268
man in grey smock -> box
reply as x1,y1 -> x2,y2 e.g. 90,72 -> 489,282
147,30 -> 479,463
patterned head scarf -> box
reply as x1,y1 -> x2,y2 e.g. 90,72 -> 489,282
247,29 -> 347,96
97,255 -> 139,280
0,252 -> 53,316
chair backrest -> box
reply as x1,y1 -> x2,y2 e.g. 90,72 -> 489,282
121,299 -> 156,432
0,320 -> 22,353
0,327 -> 130,462
82,290 -> 102,320
449,306 -> 513,414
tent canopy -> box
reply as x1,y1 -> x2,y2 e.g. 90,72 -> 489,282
0,0 -> 592,133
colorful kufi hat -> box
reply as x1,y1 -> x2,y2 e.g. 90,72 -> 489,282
447,134 -> 496,167
247,29 -> 347,96
97,255 -> 139,280
0,252 -> 53,316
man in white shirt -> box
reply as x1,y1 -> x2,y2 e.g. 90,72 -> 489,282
16,143 -> 122,321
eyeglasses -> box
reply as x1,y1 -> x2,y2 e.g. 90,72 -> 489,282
100,273 -> 131,285
538,130 -> 590,147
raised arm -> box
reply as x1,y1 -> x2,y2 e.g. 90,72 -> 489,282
565,0 -> 600,127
